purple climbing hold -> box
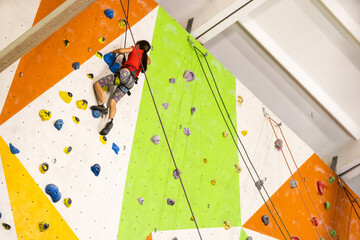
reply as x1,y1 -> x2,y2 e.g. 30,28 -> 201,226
162,103 -> 169,110
72,62 -> 80,70
104,9 -> 114,19
173,169 -> 181,179
137,197 -> 144,205
183,70 -> 195,82
183,128 -> 191,136
112,143 -> 119,154
191,107 -> 196,115
150,135 -> 160,145
167,198 -> 175,206
9,143 -> 20,154
169,78 -> 176,84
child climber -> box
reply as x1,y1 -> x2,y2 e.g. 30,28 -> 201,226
91,40 -> 151,135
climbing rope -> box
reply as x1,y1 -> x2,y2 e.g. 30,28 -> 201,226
118,1 -> 203,239
189,39 -> 291,240
268,117 -> 331,240
338,178 -> 360,220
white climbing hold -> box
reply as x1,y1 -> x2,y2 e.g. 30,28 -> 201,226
150,135 -> 160,145
183,70 -> 195,82
183,128 -> 191,136
162,103 -> 169,110
137,197 -> 144,205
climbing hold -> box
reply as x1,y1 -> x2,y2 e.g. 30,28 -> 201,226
112,143 -> 120,154
324,201 -> 330,210
246,237 -> 253,240
92,110 -> 101,118
262,215 -> 270,226
289,179 -> 298,188
274,139 -> 283,150
19,72 -> 23,77
39,221 -> 50,232
72,116 -> 80,124
91,164 -> 101,176
173,169 -> 181,179
64,198 -> 72,208
104,9 -> 114,19
167,198 -> 175,206
328,176 -> 335,184
137,197 -> 144,205
234,164 -> 242,173
224,220 -> 231,230
45,184 -> 62,203
183,128 -> 191,136
169,78 -> 176,84
39,163 -> 49,174
98,37 -> 105,44
88,47 -> 91,52
64,39 -> 70,48
211,179 -> 216,185
311,217 -> 319,226
59,91 -> 73,103
183,70 -> 195,82
64,146 -> 72,154
54,119 -> 64,131
150,135 -> 160,145
237,96 -> 243,105
87,73 -> 94,79
72,62 -> 80,70
190,216 -> 194,221
162,103 -> 169,110
39,109 -> 51,121
241,130 -> 248,136
223,131 -> 228,138
9,143 -> 20,154
255,180 -> 264,190
191,107 -> 196,115
118,19 -> 127,28
203,158 -> 208,164
100,135 -> 107,145
173,238 -> 178,240
291,237 -> 300,240
0,212 -> 2,218
317,181 -> 325,195
2,223 -> 11,230
76,99 -> 88,110
96,52 -> 103,59
330,229 -> 336,237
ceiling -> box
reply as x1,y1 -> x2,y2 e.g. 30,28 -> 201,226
156,0 -> 360,193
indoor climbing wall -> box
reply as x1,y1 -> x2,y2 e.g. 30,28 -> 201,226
0,0 -> 359,240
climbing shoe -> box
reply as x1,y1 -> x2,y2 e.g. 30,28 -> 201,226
100,121 -> 113,135
90,105 -> 108,115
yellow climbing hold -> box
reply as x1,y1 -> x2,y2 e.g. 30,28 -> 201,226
237,96 -> 243,105
234,164 -> 242,173
241,130 -> 248,136
59,91 -> 73,103
64,198 -> 72,208
100,135 -> 107,145
211,179 -> 217,186
203,158 -> 208,164
96,52 -> 103,59
118,19 -> 126,28
190,216 -> 194,221
223,131 -> 228,138
39,221 -> 50,232
39,163 -> 49,174
72,116 -> 80,124
87,73 -> 94,79
224,220 -> 231,230
76,99 -> 88,110
39,109 -> 51,121
98,36 -> 105,44
64,146 -> 72,155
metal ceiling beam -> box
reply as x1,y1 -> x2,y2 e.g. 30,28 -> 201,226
0,0 -> 97,73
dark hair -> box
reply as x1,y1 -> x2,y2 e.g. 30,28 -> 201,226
136,40 -> 150,72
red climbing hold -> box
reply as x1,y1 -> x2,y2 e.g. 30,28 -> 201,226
311,217 -> 319,226
317,181 -> 325,195
291,237 -> 300,240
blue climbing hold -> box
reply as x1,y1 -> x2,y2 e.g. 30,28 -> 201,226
92,110 -> 101,118
54,119 -> 64,131
72,62 -> 80,70
0,212 -> 2,219
45,184 -> 62,203
110,62 -> 120,73
104,9 -> 114,19
91,164 -> 101,176
9,143 -> 20,154
112,143 -> 120,154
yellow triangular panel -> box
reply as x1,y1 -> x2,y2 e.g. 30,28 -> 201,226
0,136 -> 78,239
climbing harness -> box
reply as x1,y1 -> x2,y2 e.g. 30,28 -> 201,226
267,115 -> 333,240
189,37 -> 291,240
118,1 -> 203,239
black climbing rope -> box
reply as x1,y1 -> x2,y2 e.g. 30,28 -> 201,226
118,1 -> 203,239
189,39 -> 291,240
339,178 -> 360,220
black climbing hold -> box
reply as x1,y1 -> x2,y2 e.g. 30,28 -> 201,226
246,237 -> 253,240
2,223 -> 11,230
19,72 -> 23,77
275,139 -> 283,150
262,215 -> 270,226
167,198 -> 175,206
173,169 -> 181,179
255,180 -> 264,190
72,62 -> 80,70
64,39 -> 70,48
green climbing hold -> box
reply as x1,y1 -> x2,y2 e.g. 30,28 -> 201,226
328,176 -> 335,184
324,201 -> 330,210
330,229 -> 336,237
